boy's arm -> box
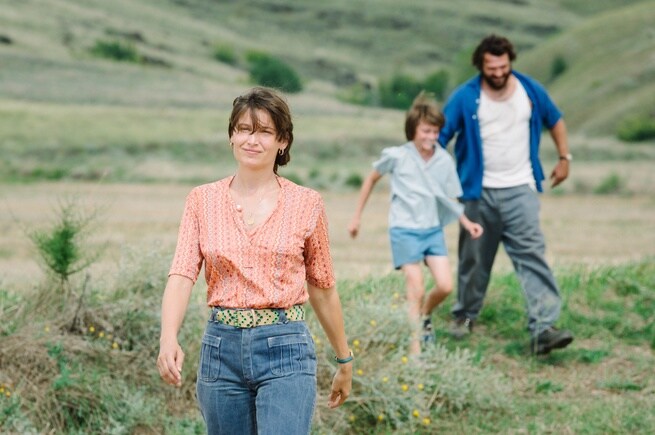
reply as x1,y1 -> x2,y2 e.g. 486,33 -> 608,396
458,213 -> 484,239
348,170 -> 383,238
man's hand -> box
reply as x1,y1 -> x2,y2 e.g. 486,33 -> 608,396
550,159 -> 569,188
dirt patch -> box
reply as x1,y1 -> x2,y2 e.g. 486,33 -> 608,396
1,182 -> 654,288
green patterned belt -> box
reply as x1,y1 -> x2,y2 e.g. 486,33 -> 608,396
209,305 -> 305,328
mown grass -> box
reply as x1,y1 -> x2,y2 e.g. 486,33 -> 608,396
1,250 -> 653,433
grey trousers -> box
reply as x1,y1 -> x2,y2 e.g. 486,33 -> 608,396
452,185 -> 562,334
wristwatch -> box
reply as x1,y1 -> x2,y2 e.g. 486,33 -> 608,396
559,153 -> 572,161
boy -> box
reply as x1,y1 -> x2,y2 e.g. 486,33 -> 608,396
348,92 -> 483,355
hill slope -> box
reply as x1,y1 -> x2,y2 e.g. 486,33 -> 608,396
0,0 -> 653,182
517,1 -> 655,136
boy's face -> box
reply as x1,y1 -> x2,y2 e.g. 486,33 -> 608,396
413,121 -> 440,153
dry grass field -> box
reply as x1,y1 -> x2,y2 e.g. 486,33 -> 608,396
1,175 -> 653,290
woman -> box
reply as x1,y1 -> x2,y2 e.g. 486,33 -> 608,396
157,87 -> 352,434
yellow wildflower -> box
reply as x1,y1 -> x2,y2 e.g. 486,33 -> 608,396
422,417 -> 431,425
369,320 -> 377,326
377,414 -> 385,422
356,369 -> 364,376
412,409 -> 420,418
88,326 -> 95,333
349,415 -> 356,422
98,331 -> 105,338
353,339 -> 360,347
401,356 -> 408,364
417,383 -> 424,391
382,376 -> 389,383
112,342 -> 119,349
401,384 -> 409,392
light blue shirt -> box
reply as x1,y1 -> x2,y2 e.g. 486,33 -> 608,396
373,142 -> 464,229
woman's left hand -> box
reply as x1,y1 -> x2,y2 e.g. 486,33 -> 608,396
328,363 -> 353,409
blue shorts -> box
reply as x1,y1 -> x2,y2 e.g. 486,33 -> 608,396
389,226 -> 447,269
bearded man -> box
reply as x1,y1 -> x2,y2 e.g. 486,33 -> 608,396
438,34 -> 574,355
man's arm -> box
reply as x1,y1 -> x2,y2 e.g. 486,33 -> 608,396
549,118 -> 570,188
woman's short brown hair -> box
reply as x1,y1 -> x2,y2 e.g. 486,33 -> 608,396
228,87 -> 294,173
404,91 -> 444,141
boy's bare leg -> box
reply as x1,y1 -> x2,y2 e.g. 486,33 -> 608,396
421,256 -> 453,316
401,263 -> 425,355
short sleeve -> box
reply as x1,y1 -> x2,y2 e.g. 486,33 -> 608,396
304,195 -> 336,289
168,189 -> 204,283
372,146 -> 401,175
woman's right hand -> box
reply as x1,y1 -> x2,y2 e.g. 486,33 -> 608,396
157,338 -> 185,387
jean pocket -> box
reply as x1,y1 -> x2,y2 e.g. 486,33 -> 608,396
268,333 -> 315,376
198,334 -> 222,382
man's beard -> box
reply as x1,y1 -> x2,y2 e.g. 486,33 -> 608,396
482,70 -> 511,90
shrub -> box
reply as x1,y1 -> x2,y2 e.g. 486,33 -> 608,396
593,173 -> 624,195
89,40 -> 140,63
379,73 -> 423,109
213,43 -> 238,65
27,201 -> 99,294
617,115 -> 655,142
344,172 -> 363,189
550,55 -> 567,81
245,51 -> 302,93
307,276 -> 511,433
423,69 -> 450,101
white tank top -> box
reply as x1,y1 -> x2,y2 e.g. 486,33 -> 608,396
478,80 -> 534,189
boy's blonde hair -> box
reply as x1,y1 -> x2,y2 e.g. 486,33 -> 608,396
404,91 -> 444,140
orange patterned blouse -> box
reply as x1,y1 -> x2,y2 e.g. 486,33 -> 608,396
168,176 -> 336,309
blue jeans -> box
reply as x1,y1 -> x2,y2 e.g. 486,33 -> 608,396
453,185 -> 562,334
196,320 -> 317,435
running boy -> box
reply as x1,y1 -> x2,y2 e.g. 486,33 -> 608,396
348,92 -> 483,355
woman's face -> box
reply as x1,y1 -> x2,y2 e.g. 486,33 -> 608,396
230,109 -> 287,171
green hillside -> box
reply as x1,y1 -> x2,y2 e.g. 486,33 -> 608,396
517,1 -> 655,136
0,0 -> 653,182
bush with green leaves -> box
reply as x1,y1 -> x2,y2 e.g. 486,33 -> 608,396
212,43 -> 238,65
617,115 -> 655,142
379,73 -> 423,110
245,51 -> 302,93
89,39 -> 141,63
550,55 -> 568,81
593,172 -> 624,194
28,201 -> 99,295
423,69 -> 450,101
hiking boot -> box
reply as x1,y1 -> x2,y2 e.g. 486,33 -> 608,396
422,317 -> 435,345
531,327 -> 574,355
449,317 -> 473,340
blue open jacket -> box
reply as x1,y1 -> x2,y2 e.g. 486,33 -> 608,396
438,71 -> 562,200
